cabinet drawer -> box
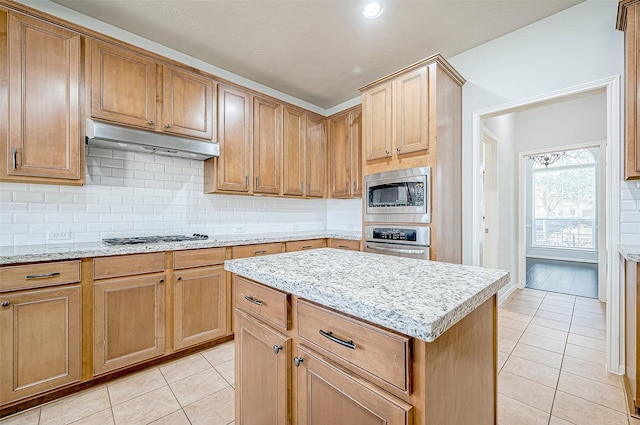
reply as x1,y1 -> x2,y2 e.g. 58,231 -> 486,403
329,239 -> 361,251
296,299 -> 410,393
93,253 -> 165,279
232,243 -> 282,259
285,239 -> 325,252
173,248 -> 226,269
0,260 -> 81,292
234,277 -> 290,330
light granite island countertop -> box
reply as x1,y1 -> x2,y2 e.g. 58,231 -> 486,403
224,248 -> 510,342
227,248 -> 511,425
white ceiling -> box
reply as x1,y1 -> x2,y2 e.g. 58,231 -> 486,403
51,0 -> 583,110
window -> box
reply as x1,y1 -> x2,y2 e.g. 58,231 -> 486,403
531,148 -> 596,250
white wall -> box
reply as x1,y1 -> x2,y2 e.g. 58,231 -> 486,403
449,0 -> 628,265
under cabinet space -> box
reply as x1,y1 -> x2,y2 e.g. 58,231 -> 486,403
285,239 -> 325,252
235,309 -> 291,425
234,276 -> 290,330
173,266 -> 227,350
296,299 -> 411,393
295,345 -> 413,425
0,285 -> 82,404
0,260 -> 81,292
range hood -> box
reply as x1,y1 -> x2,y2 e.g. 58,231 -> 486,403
85,119 -> 219,160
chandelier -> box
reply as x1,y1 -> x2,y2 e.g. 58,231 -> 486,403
528,152 -> 565,168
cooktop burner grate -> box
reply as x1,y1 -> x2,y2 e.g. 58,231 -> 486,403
101,234 -> 209,246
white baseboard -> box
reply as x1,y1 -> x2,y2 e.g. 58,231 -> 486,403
498,284 -> 518,306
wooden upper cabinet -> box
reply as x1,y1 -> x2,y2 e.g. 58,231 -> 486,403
282,106 -> 305,196
619,0 -> 640,179
216,84 -> 251,192
362,81 -> 392,161
162,64 -> 215,140
305,114 -> 326,198
328,106 -> 362,199
393,66 -> 428,155
5,11 -> 82,182
328,111 -> 351,198
90,39 -> 158,129
253,96 -> 282,195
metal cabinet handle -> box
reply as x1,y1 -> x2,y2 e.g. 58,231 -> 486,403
149,120 -> 155,125
345,181 -> 349,192
353,181 -> 357,191
365,244 -> 426,255
319,329 -> 356,350
177,277 -> 182,281
1,301 -> 10,307
397,148 -> 401,153
337,245 -> 349,249
256,176 -> 260,187
302,245 -> 312,250
244,295 -> 263,306
254,250 -> 268,256
293,357 -> 304,367
26,272 -> 60,280
245,176 -> 249,187
273,345 -> 283,354
12,147 -> 17,169
165,123 -> 172,128
159,278 -> 165,283
385,150 -> 390,155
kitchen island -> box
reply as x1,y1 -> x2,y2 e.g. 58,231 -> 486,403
225,248 -> 509,425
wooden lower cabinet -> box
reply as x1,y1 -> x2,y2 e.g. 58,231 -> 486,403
295,346 -> 412,425
173,266 -> 227,350
235,310 -> 291,425
0,285 -> 82,404
624,258 -> 640,416
93,274 -> 166,375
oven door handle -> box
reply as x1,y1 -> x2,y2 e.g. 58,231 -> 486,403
365,244 -> 427,255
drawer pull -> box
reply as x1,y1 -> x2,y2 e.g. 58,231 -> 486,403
337,245 -> 349,249
319,329 -> 356,350
1,301 -> 10,307
244,295 -> 263,306
273,345 -> 283,354
293,357 -> 304,367
302,245 -> 312,249
254,250 -> 268,256
26,272 -> 61,280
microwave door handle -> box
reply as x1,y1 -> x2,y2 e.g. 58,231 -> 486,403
365,244 -> 426,255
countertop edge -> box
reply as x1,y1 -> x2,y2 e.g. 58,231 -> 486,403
0,231 -> 362,265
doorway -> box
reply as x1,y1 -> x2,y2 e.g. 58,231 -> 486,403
523,146 -> 603,298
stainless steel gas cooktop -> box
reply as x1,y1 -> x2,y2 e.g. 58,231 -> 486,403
101,234 -> 209,246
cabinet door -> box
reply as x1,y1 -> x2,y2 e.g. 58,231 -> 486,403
253,96 -> 282,194
173,266 -> 227,351
350,108 -> 363,197
305,114 -> 326,198
93,274 -> 165,375
625,3 -> 640,179
217,84 -> 251,192
0,285 -> 81,404
295,346 -> 411,425
235,310 -> 290,425
7,12 -> 81,180
282,107 -> 305,196
363,81 -> 392,161
393,66 -> 428,155
162,64 -> 215,140
90,39 -> 157,129
328,111 -> 351,198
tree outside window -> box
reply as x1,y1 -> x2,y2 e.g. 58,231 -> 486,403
532,148 -> 596,250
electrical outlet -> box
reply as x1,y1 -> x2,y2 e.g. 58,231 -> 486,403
234,226 -> 245,233
47,229 -> 71,241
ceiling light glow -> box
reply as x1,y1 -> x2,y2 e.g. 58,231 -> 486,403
363,2 -> 383,19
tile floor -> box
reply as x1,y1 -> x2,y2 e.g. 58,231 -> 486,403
0,288 -> 632,425
526,258 -> 598,298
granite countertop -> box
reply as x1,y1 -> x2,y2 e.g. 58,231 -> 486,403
0,231 -> 361,265
224,248 -> 510,342
619,245 -> 640,262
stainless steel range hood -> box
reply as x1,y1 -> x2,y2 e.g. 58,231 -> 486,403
85,119 -> 219,160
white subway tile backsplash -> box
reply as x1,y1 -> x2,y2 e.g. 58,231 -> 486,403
0,148 -> 362,246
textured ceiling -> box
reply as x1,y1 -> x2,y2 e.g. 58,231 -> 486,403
51,0 -> 584,109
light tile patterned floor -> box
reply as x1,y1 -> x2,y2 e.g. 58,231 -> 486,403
0,288 -> 633,425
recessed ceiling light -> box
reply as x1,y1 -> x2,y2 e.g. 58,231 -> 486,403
363,2 -> 383,19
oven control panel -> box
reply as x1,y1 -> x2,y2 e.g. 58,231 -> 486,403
372,228 -> 417,242
364,225 -> 430,246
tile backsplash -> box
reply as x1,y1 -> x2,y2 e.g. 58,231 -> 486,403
0,147 -> 362,246
621,180 -> 640,245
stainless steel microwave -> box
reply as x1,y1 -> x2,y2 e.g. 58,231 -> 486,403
364,167 -> 431,223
